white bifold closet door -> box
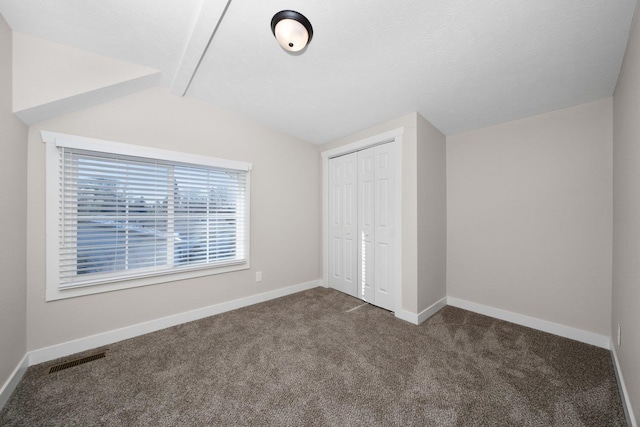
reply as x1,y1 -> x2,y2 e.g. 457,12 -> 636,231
328,143 -> 395,311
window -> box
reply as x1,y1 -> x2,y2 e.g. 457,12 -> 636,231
44,131 -> 251,301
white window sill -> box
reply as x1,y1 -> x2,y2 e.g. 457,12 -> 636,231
46,262 -> 250,301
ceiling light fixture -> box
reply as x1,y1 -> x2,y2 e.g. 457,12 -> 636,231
271,10 -> 313,52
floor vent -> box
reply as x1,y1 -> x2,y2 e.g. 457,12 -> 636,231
48,351 -> 107,374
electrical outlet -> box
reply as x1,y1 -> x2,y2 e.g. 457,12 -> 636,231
617,324 -> 621,346
256,271 -> 262,282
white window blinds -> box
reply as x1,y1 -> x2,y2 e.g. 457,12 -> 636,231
57,147 -> 249,288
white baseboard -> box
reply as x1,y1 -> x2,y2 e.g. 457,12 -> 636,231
446,297 -> 610,349
395,297 -> 447,325
611,340 -> 638,427
0,353 -> 29,411
394,309 -> 418,324
29,279 -> 322,365
417,297 -> 448,324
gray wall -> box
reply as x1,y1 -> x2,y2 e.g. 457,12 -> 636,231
26,87 -> 321,351
447,98 -> 613,337
612,8 -> 640,421
0,14 -> 28,390
417,114 -> 447,313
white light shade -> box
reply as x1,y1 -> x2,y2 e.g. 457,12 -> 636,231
274,18 -> 309,52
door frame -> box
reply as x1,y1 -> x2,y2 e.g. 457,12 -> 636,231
321,127 -> 404,315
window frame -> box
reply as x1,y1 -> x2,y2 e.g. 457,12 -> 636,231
43,131 -> 252,301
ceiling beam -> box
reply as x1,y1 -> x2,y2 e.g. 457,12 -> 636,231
170,0 -> 231,97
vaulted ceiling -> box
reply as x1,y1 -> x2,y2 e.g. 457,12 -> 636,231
0,0 -> 637,144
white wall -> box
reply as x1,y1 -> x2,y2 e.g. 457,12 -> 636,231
12,32 -> 158,112
612,7 -> 640,422
447,98 -> 613,337
26,87 -> 321,351
0,15 -> 27,391
417,114 -> 447,313
321,113 -> 416,153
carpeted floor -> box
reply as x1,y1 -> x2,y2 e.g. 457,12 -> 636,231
0,287 -> 627,426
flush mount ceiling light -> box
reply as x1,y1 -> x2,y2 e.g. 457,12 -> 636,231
271,10 -> 313,52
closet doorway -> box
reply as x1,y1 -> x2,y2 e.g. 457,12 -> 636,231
323,129 -> 401,312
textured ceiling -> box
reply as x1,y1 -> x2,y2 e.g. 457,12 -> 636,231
1,0 -> 637,144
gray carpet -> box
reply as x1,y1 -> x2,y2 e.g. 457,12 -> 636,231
0,287 -> 627,426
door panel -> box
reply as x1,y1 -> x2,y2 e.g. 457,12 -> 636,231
328,153 -> 358,297
330,236 -> 341,280
376,242 -> 390,293
373,145 -> 395,311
